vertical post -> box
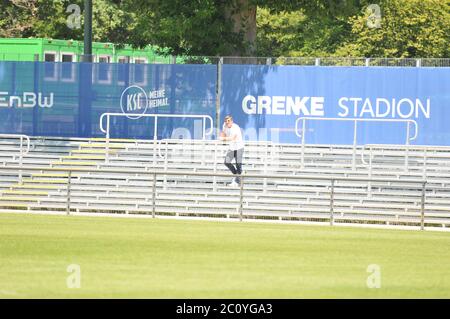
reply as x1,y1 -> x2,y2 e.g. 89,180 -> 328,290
33,55 -> 40,135
216,57 -> 223,134
263,142 -> 268,193
19,136 -> 23,182
201,134 -> 206,167
239,176 -> 244,222
202,117 -> 206,140
368,147 -> 373,197
365,58 -> 370,67
213,141 -> 217,192
163,140 -> 168,190
422,149 -> 427,180
420,182 -> 426,231
153,116 -> 158,165
330,179 -> 335,226
315,58 -> 321,66
352,120 -> 358,170
106,115 -> 110,163
152,172 -> 157,218
405,122 -> 411,171
154,116 -> 158,141
301,118 -> 306,168
83,0 -> 93,63
66,171 -> 72,216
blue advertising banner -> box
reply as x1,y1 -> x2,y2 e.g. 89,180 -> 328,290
0,62 -> 217,139
220,65 -> 450,146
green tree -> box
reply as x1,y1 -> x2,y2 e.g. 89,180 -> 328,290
335,0 -> 450,58
256,8 -> 306,57
256,6 -> 359,57
0,0 -> 40,37
0,0 -> 134,43
2,0 -> 447,58
125,0 -> 371,56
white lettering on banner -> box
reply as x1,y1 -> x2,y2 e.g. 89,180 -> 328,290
338,97 -> 430,119
311,97 -> 325,115
242,95 -> 324,116
127,93 -> 145,112
258,96 -> 271,114
272,96 -> 285,115
287,97 -> 309,115
23,93 -> 37,108
0,92 -> 54,108
0,92 -> 8,107
10,96 -> 21,108
120,85 -> 169,118
148,98 -> 169,108
397,98 -> 414,118
149,89 -> 166,99
376,98 -> 391,117
38,93 -> 54,108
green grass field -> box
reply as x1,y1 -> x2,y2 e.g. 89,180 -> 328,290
0,213 -> 449,298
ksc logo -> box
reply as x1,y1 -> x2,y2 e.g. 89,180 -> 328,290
120,85 -> 148,119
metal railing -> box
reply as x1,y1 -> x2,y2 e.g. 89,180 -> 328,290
207,57 -> 450,67
0,134 -> 31,180
99,112 -> 214,163
0,165 -> 429,231
1,54 -> 449,67
295,117 -> 419,170
154,139 -> 276,190
361,144 -> 450,181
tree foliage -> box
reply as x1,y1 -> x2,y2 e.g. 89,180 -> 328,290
0,0 -> 448,58
256,0 -> 448,58
334,0 -> 450,58
124,0 -> 255,56
0,0 -> 134,43
124,0 -> 372,56
256,6 -> 358,57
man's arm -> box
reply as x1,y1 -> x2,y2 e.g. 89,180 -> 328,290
219,124 -> 238,141
220,132 -> 237,141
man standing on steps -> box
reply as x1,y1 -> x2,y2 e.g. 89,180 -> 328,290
220,115 -> 244,187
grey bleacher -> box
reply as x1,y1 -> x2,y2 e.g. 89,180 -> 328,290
0,136 -> 449,230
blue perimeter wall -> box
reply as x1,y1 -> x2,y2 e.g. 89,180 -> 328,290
0,62 -> 217,139
221,65 -> 450,145
1,61 -> 449,145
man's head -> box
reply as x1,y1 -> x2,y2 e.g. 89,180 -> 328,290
224,115 -> 233,128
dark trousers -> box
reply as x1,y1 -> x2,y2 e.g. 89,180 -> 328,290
224,148 -> 244,183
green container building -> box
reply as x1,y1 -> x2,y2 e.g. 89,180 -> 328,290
0,38 -> 178,64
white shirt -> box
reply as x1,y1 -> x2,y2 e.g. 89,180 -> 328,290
222,123 -> 244,151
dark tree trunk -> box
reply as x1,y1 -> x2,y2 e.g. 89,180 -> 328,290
224,0 -> 257,62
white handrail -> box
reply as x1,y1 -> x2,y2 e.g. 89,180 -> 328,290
362,143 -> 450,151
0,134 -> 31,180
100,113 -> 214,164
361,143 -> 450,171
0,134 -> 31,153
295,117 -> 419,169
99,113 -> 214,140
295,117 -> 418,142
